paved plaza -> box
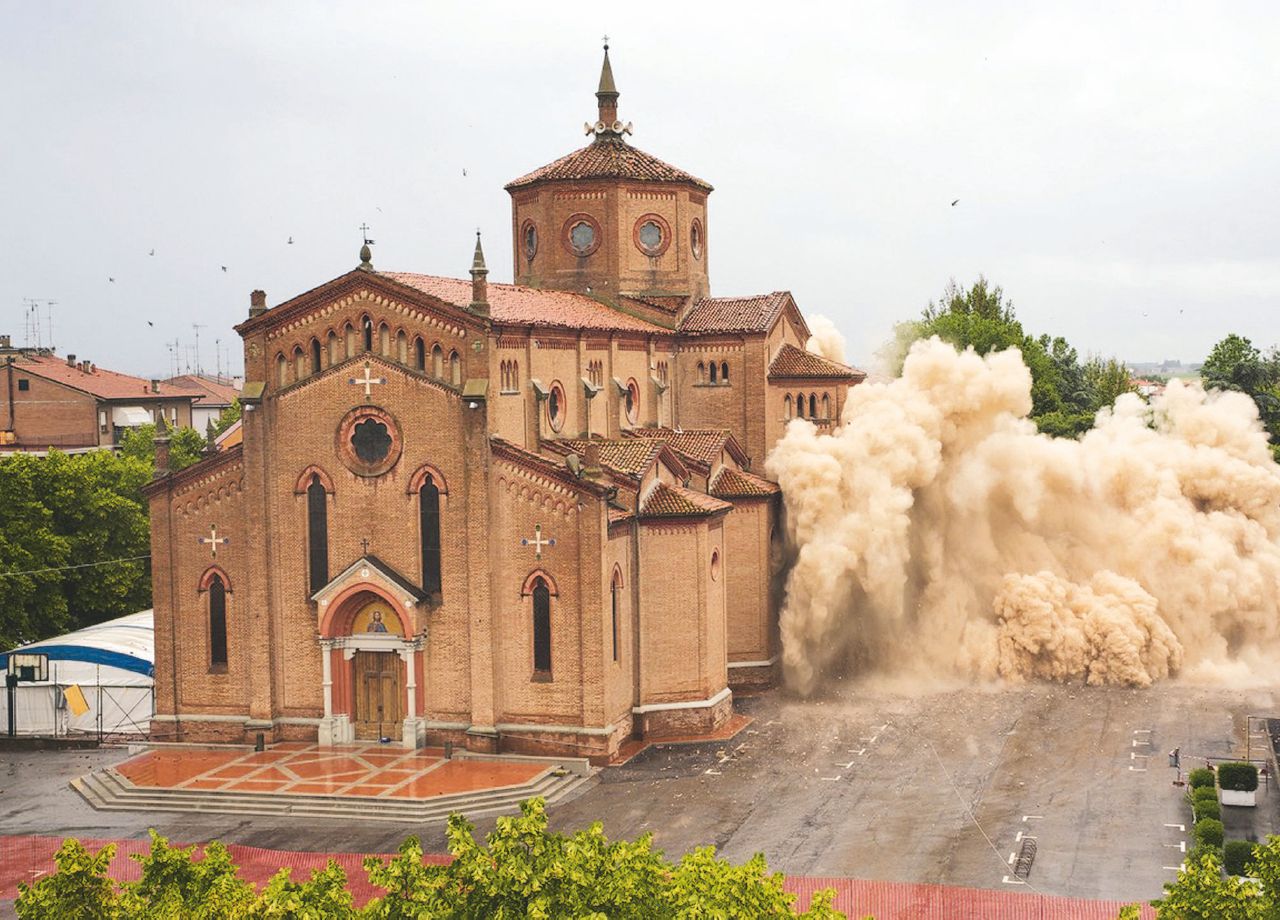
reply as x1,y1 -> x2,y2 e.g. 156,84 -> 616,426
1,680 -> 1276,909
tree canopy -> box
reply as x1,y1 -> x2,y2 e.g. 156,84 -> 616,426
119,423 -> 208,472
1199,333 -> 1280,459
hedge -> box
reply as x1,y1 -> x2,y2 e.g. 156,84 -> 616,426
1217,762 -> 1259,792
1224,839 -> 1257,876
1193,798 -> 1221,822
1195,818 -> 1224,849
1191,786 -> 1218,805
1187,767 -> 1216,789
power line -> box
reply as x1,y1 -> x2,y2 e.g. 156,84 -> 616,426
0,554 -> 151,579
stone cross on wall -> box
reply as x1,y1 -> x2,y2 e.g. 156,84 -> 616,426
521,524 -> 556,560
349,361 -> 386,399
198,524 -> 228,558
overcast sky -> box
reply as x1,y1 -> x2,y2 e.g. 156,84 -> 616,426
3,2 -> 1277,377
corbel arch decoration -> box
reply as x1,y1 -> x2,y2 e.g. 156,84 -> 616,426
198,565 -> 233,593
294,465 -> 337,495
610,564 -> 624,588
406,462 -> 450,496
521,569 -> 560,597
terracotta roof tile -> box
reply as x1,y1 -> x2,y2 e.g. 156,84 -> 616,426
557,438 -> 666,477
710,467 -> 780,498
641,482 -> 731,518
380,273 -> 669,335
607,505 -> 633,525
768,343 -> 865,380
626,427 -> 728,466
505,137 -> 712,192
678,292 -> 792,335
14,355 -> 195,401
165,374 -> 240,406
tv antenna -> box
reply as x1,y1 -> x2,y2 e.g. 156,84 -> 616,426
192,323 -> 206,376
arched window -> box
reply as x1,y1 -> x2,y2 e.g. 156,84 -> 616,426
696,361 -> 705,384
310,337 -> 322,374
784,394 -> 793,419
432,344 -> 444,378
721,361 -> 729,383
610,567 -> 623,662
276,353 -> 288,387
532,578 -> 551,674
821,393 -> 830,419
449,351 -> 461,386
293,345 -> 305,380
328,330 -> 340,366
345,322 -> 357,357
420,475 -> 442,596
396,330 -> 407,364
362,316 -> 374,352
414,337 -> 425,372
379,323 -> 391,357
810,393 -> 818,418
709,362 -> 718,384
624,378 -> 639,425
307,473 -> 328,593
209,575 -> 228,667
796,393 -> 805,418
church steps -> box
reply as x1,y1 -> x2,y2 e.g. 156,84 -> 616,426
70,767 -> 594,824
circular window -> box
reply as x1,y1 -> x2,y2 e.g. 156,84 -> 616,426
624,378 -> 640,425
633,213 -> 671,258
690,219 -> 704,260
710,549 -> 721,581
562,213 -> 601,258
337,406 -> 403,477
522,220 -> 538,261
548,381 -> 566,432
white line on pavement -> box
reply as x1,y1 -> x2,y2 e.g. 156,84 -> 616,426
1163,823 -> 1185,831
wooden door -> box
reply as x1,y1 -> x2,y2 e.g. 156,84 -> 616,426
353,651 -> 402,740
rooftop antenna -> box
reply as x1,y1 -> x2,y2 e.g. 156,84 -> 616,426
215,337 -> 222,381
167,339 -> 180,377
192,323 -> 206,376
44,301 -> 57,352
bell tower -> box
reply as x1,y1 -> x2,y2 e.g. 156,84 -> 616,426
505,43 -> 713,312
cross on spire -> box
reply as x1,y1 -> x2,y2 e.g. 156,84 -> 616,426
360,537 -> 370,555
198,524 -> 229,558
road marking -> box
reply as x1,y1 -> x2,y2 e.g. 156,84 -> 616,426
1008,852 -> 1016,865
1001,876 -> 1025,885
1015,831 -> 1038,843
1133,729 -> 1152,734
820,775 -> 842,781
849,748 -> 866,756
1129,765 -> 1147,772
1130,752 -> 1149,760
1022,815 -> 1043,822
1164,823 -> 1185,831
1163,866 -> 1184,872
835,761 -> 855,769
1132,739 -> 1151,747
860,735 -> 878,744
703,769 -> 721,776
1163,841 -> 1186,852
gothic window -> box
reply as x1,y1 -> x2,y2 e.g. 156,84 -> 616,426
784,394 -> 793,419
795,393 -> 805,418
420,475 -> 442,595
697,361 -> 706,384
657,361 -> 669,386
345,322 -> 357,357
293,346 -> 305,380
822,393 -> 831,419
307,474 -> 329,592
810,393 -> 818,418
396,330 -> 408,364
449,350 -> 461,386
352,418 -> 392,464
328,330 -> 340,366
610,567 -> 623,662
709,362 -> 718,384
532,577 -> 552,674
432,344 -> 444,378
414,337 -> 425,372
721,362 -> 729,383
276,354 -> 287,387
379,323 -> 391,356
362,316 -> 374,353
310,337 -> 322,374
208,575 -> 228,668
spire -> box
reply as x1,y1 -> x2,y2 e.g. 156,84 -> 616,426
358,223 -> 375,271
469,230 -> 489,316
594,38 -> 620,135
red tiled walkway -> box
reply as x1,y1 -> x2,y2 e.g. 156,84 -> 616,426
113,743 -> 547,798
0,835 -> 1156,917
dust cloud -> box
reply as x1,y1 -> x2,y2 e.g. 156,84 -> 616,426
766,337 -> 1280,694
805,315 -> 847,365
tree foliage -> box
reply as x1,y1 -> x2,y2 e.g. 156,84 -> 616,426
212,398 -> 242,438
17,799 -> 847,919
1200,333 -> 1280,459
0,450 -> 152,649
118,422 -> 207,472
895,277 -> 1132,437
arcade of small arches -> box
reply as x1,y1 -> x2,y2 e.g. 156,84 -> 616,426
274,313 -> 462,390
696,360 -> 731,386
784,391 -> 834,421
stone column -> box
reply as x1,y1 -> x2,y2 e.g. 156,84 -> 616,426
400,643 -> 418,749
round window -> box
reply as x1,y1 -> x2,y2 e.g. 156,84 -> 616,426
633,213 -> 671,258
691,219 -> 704,260
337,405 -> 403,477
523,221 -> 538,260
625,378 -> 640,425
562,214 -> 602,258
639,221 -> 661,251
710,549 -> 721,581
352,418 -> 391,464
548,381 -> 566,432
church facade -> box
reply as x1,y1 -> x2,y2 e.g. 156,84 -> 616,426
144,49 -> 863,762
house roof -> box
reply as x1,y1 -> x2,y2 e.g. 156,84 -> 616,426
13,354 -> 194,401
555,437 -> 667,477
165,374 -> 240,407
640,482 -> 731,518
710,467 -> 780,499
505,136 -> 713,192
380,273 -> 670,335
214,419 -> 242,450
678,292 -> 794,336
624,427 -> 749,470
768,343 -> 865,381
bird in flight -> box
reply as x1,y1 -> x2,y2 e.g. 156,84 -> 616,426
149,249 -> 155,256
221,266 -> 227,272
951,199 -> 960,206
287,236 -> 294,245
462,168 -> 468,177
146,321 -> 154,327
108,277 -> 116,283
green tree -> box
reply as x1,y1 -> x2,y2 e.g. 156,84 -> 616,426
212,398 -> 242,437
1150,846 -> 1271,919
15,839 -> 122,920
0,454 -> 71,647
1200,333 -> 1280,459
119,423 -> 207,472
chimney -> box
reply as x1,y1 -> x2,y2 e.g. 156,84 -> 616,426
249,289 -> 267,317
150,378 -> 160,394
0,335 -> 10,349
469,232 -> 489,317
583,440 -> 602,477
66,354 -> 76,367
89,362 -> 95,373
154,435 -> 170,478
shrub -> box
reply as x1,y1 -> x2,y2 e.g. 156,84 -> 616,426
1191,786 -> 1219,805
1195,818 -> 1224,849
1217,761 -> 1259,792
1224,839 -> 1257,876
1193,798 -> 1221,822
1187,767 -> 1216,789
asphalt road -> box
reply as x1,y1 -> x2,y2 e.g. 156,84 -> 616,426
2,681 -> 1276,905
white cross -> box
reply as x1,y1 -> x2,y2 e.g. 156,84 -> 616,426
198,524 -> 228,558
521,523 -> 556,559
349,361 -> 386,398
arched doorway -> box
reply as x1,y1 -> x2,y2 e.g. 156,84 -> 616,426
348,598 -> 405,740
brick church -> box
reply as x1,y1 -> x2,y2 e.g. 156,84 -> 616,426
144,48 -> 863,761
